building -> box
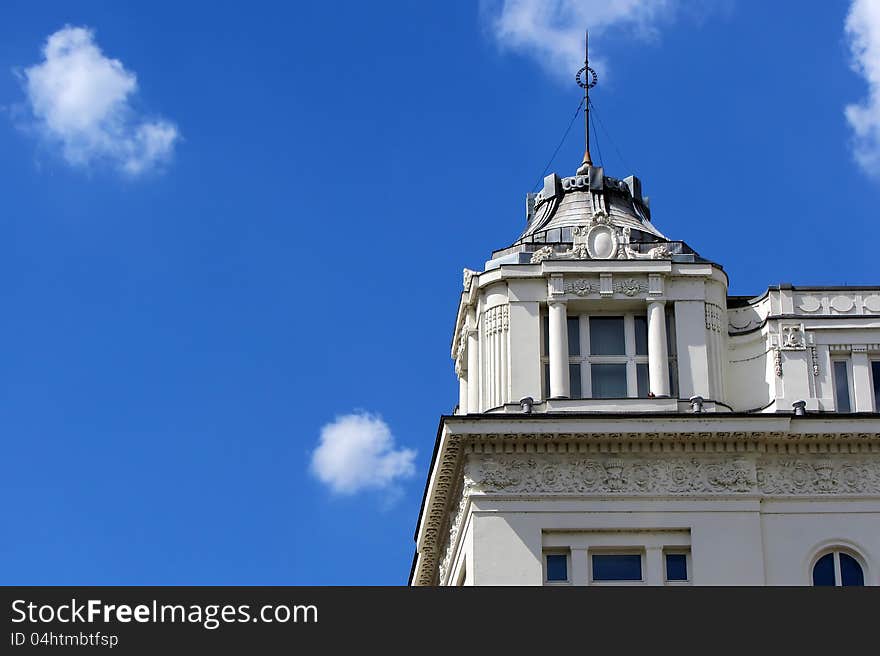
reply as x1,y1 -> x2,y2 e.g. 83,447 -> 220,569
409,80 -> 880,585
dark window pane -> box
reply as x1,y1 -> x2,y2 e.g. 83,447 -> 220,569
568,317 -> 580,356
834,361 -> 851,413
592,554 -> 642,581
666,310 -> 677,356
665,553 -> 688,581
873,361 -> 880,411
840,553 -> 864,586
591,364 -> 627,398
637,363 -> 649,398
669,360 -> 679,398
543,363 -> 550,400
546,554 -> 568,582
542,315 -> 549,357
634,316 -> 648,355
590,317 -> 625,355
569,364 -> 582,399
812,553 -> 835,586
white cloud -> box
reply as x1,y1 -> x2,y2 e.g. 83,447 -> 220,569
481,0 -> 677,78
20,25 -> 178,175
845,0 -> 880,177
310,413 -> 416,495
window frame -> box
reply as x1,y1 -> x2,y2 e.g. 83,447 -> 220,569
542,550 -> 571,585
663,549 -> 691,585
810,548 -> 867,587
541,309 -> 678,399
588,549 -> 645,585
871,360 -> 880,412
831,357 -> 854,413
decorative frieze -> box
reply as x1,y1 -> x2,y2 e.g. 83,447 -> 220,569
796,293 -> 880,315
466,454 -> 880,497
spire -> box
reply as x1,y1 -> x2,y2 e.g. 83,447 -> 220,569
575,30 -> 598,176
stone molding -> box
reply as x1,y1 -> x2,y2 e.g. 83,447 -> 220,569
413,426 -> 880,586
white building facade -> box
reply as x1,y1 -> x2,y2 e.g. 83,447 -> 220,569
409,163 -> 880,586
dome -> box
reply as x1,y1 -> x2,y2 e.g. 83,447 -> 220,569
483,166 -> 706,270
521,168 -> 666,243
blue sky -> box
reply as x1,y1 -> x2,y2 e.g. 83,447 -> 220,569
0,1 -> 878,585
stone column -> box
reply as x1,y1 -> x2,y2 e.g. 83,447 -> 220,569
548,300 -> 570,399
458,375 -> 468,415
647,300 -> 670,397
851,346 -> 873,412
467,327 -> 480,413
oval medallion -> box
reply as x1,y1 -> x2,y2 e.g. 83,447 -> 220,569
586,225 -> 618,259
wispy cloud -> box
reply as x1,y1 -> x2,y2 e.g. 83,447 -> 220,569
480,0 -> 677,79
310,412 -> 416,497
845,0 -> 880,177
19,25 -> 178,176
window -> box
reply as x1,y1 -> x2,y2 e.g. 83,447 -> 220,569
664,551 -> 690,583
833,359 -> 852,413
544,552 -> 570,584
591,553 -> 643,582
541,310 -> 678,399
873,361 -> 880,411
812,550 -> 865,586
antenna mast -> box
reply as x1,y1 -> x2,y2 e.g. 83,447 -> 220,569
576,30 -> 598,175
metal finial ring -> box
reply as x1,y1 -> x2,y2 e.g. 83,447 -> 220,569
576,66 -> 598,89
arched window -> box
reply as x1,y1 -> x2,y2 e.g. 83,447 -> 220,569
812,550 -> 865,586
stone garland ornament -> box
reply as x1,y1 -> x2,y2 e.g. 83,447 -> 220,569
530,246 -> 555,264
564,279 -> 597,296
613,279 -> 648,297
454,326 -> 467,378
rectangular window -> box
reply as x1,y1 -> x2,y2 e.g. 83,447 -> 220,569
569,363 -> 582,399
592,363 -> 627,398
833,360 -> 851,413
636,363 -> 649,398
873,361 -> 880,412
542,315 -> 549,356
665,552 -> 689,582
591,554 -> 642,581
634,315 -> 648,356
590,316 -> 625,355
540,309 -> 677,401
567,316 -> 580,356
544,553 -> 569,583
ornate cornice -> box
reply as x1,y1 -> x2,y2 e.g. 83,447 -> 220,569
412,420 -> 880,586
